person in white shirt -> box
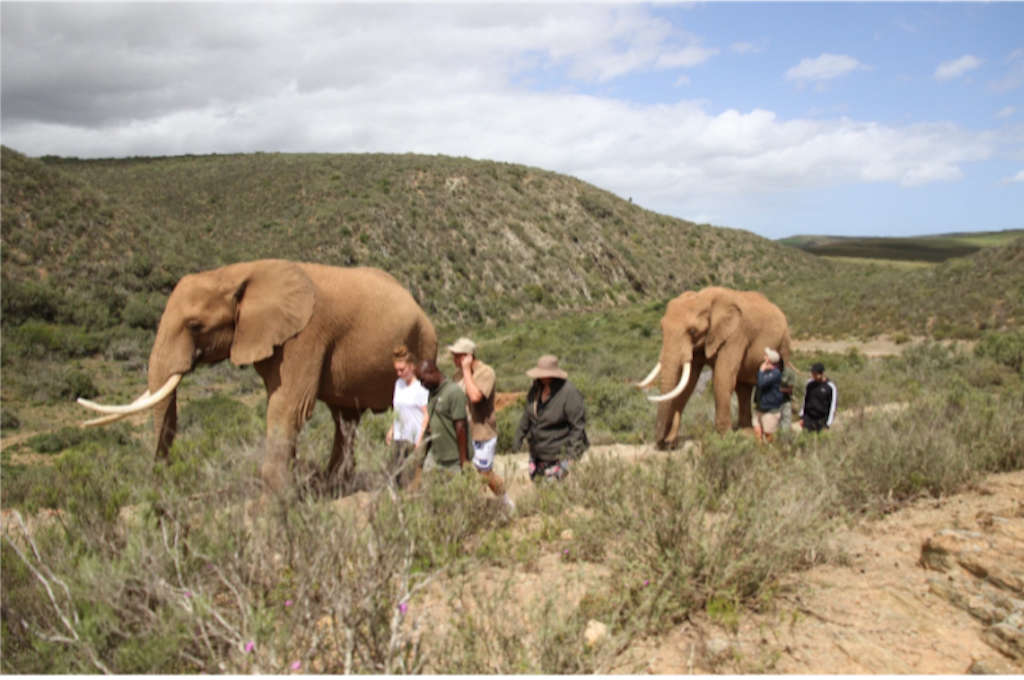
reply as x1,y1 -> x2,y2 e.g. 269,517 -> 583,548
385,345 -> 429,487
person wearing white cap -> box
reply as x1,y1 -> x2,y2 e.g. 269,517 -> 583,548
512,355 -> 589,482
447,337 -> 513,513
752,347 -> 784,443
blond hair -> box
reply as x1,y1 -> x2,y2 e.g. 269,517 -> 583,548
393,345 -> 414,364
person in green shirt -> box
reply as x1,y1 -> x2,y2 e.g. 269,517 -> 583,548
415,359 -> 469,474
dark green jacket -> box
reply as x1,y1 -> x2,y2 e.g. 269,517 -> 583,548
513,379 -> 589,462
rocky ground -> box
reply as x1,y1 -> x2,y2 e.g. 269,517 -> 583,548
639,467 -> 1024,675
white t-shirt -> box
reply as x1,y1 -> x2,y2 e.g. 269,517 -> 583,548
392,377 -> 428,443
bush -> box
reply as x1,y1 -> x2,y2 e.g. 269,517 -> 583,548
1,407 -> 21,430
121,293 -> 167,330
27,425 -> 136,455
4,321 -> 110,361
16,364 -> 100,403
976,330 -> 1024,375
496,395 -> 525,453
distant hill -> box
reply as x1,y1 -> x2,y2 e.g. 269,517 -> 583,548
766,234 -> 1024,339
780,230 -> 1024,264
1,146 -> 829,330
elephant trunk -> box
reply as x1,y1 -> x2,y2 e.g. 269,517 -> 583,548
149,377 -> 178,459
653,353 -> 692,448
147,322 -> 194,459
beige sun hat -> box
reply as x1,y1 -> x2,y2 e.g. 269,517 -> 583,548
526,355 -> 568,380
764,347 -> 781,364
446,337 -> 477,355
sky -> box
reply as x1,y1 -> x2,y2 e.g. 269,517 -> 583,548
2,2 -> 1022,240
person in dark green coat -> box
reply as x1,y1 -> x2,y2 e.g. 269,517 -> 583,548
512,355 -> 589,482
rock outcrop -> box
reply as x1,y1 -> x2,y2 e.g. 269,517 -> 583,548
921,515 -> 1024,662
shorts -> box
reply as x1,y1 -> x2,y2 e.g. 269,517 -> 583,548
472,437 -> 497,472
753,409 -> 781,435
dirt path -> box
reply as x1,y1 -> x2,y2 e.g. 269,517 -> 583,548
792,335 -> 976,358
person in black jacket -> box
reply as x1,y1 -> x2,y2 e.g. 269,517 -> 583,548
800,363 -> 837,433
512,355 -> 589,482
753,347 -> 784,443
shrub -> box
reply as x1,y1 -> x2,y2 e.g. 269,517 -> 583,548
976,330 -> 1024,375
4,321 -> 111,361
496,395 -> 525,453
27,425 -> 136,455
1,407 -> 21,430
121,293 -> 167,330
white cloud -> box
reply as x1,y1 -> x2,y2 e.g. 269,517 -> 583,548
785,54 -> 866,85
655,44 -> 719,70
895,17 -> 919,34
933,55 -> 984,82
0,3 -> 1002,231
996,106 -> 1016,119
988,49 -> 1024,92
729,42 -> 759,55
999,170 -> 1024,185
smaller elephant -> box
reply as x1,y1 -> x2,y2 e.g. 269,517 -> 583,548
77,260 -> 438,507
636,287 -> 791,448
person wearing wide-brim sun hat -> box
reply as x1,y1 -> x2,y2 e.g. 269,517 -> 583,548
512,355 -> 589,482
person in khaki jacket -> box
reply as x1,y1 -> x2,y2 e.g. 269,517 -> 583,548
448,337 -> 514,514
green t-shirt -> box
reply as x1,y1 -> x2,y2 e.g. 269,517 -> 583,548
426,379 -> 467,464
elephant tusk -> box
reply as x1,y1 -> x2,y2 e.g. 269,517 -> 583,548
77,374 -> 182,415
80,389 -> 153,427
634,362 -> 662,389
82,412 -> 132,428
648,362 -> 692,403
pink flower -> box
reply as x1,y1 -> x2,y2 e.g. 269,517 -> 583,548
244,641 -> 255,654
398,602 -> 409,615
291,661 -> 301,671
643,580 -> 649,587
285,599 -> 294,607
184,591 -> 193,598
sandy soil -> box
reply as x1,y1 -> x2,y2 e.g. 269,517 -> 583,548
642,467 -> 1024,675
792,335 -> 975,358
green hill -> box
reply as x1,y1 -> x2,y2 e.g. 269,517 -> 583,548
766,235 -> 1024,339
4,145 -> 1020,352
780,230 -> 1024,264
2,146 -> 829,329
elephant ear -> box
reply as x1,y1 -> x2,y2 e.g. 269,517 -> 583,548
230,260 -> 316,366
704,299 -> 742,359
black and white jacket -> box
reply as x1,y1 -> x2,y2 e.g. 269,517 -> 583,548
800,378 -> 837,428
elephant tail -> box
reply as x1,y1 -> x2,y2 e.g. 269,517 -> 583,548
779,330 -> 807,375
779,330 -> 792,363
416,314 -> 439,363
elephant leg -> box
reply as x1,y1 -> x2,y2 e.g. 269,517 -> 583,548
325,406 -> 362,496
736,382 -> 754,430
260,392 -> 304,509
712,366 -> 739,433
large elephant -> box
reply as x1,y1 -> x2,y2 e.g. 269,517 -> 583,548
78,260 -> 437,505
635,287 -> 791,448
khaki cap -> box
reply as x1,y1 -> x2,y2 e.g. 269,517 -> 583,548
526,354 -> 568,380
447,337 -> 477,355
